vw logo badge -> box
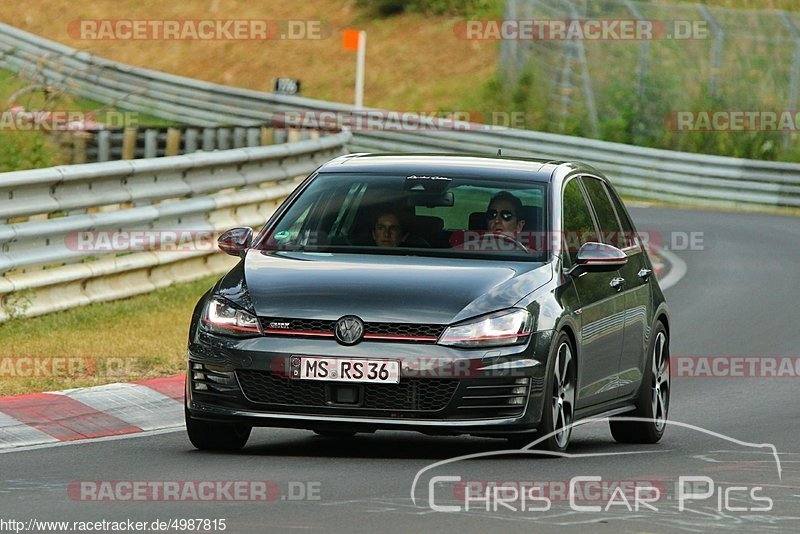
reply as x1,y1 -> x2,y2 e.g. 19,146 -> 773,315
334,315 -> 364,345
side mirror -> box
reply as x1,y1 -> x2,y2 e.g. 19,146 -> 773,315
218,227 -> 253,257
568,242 -> 627,277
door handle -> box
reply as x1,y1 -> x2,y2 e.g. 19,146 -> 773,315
638,268 -> 652,281
610,277 -> 625,290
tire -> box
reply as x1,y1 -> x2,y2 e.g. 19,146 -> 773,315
313,429 -> 357,438
508,332 -> 576,453
610,321 -> 670,444
185,408 -> 251,451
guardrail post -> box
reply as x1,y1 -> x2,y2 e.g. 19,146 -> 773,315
144,129 -> 159,158
185,128 -> 199,152
165,127 -> 182,156
246,128 -> 261,147
233,127 -> 247,148
261,127 -> 274,145
287,129 -> 302,142
97,130 -> 111,162
217,128 -> 231,150
202,128 -> 216,151
122,127 -> 138,159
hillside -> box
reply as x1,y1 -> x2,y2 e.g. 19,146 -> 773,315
0,0 -> 499,111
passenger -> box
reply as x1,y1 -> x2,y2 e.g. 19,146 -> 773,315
486,191 -> 525,239
372,211 -> 409,247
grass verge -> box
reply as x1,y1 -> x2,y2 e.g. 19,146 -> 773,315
0,274 -> 218,396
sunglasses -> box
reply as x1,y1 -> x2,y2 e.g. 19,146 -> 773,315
486,209 -> 516,221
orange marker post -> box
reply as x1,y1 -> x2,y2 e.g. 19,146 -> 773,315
343,29 -> 366,108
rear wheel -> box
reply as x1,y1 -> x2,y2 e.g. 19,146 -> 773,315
185,408 -> 251,451
610,322 -> 670,444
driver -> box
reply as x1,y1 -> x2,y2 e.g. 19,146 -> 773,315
486,191 -> 525,239
372,211 -> 409,247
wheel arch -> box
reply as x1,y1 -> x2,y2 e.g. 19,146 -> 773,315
656,312 -> 670,338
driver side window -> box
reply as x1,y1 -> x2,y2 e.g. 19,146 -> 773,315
562,178 -> 597,266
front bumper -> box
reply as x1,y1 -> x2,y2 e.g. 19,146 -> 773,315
186,329 -> 554,437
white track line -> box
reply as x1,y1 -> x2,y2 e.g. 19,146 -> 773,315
657,247 -> 688,291
0,426 -> 184,454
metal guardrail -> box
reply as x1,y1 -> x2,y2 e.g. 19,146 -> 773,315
0,132 -> 350,321
67,125 -> 301,163
3,22 -> 800,209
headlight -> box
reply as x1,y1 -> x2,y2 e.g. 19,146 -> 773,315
201,296 -> 262,337
438,309 -> 532,348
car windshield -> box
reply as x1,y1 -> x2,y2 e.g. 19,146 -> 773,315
256,172 -> 548,261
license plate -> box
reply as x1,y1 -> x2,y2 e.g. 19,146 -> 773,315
298,357 -> 400,384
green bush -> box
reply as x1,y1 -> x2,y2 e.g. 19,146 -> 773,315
358,0 -> 501,17
0,131 -> 65,172
474,60 -> 800,162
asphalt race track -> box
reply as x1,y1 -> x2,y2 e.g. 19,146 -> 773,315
1,206 -> 798,533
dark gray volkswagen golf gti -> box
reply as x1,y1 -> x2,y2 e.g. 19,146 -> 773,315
185,154 -> 670,453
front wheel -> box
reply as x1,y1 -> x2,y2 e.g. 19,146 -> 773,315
509,332 -> 576,453
185,408 -> 251,451
610,321 -> 670,444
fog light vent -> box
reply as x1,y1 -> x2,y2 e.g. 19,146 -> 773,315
189,362 -> 238,395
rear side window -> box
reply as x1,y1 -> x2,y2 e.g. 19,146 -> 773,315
582,177 -> 626,249
562,178 -> 596,265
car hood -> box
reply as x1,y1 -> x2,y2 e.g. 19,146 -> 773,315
238,250 -> 552,325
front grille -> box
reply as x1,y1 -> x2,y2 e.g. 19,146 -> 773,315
237,370 -> 326,406
259,317 -> 445,342
361,380 -> 456,410
236,370 -> 457,411
261,318 -> 335,334
364,322 -> 445,339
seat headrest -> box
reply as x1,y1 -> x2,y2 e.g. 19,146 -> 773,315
411,215 -> 444,235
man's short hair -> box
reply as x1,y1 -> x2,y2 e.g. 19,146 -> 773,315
488,191 -> 525,220
373,209 -> 408,229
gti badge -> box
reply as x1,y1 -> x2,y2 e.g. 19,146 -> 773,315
334,315 -> 364,345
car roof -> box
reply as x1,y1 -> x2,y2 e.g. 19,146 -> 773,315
317,153 -> 572,183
